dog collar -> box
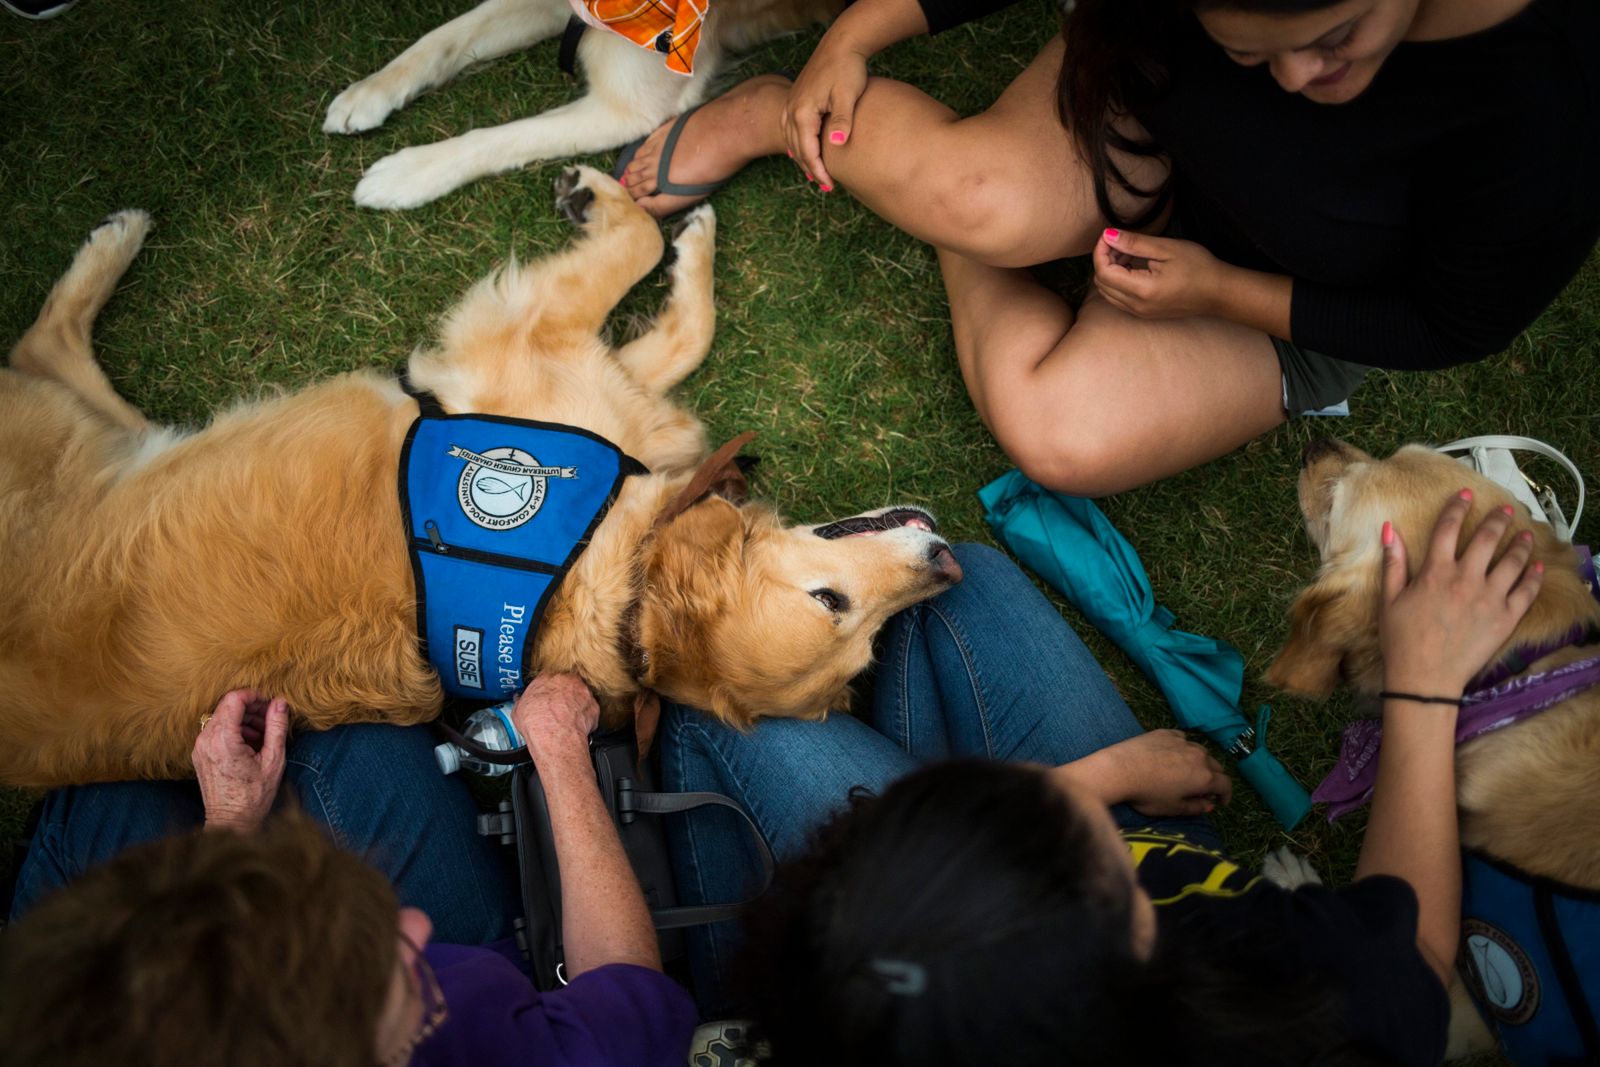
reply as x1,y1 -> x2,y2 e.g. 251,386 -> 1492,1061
612,432 -> 758,683
1466,622 -> 1600,692
1314,652 -> 1600,820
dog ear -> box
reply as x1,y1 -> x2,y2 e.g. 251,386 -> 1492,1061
707,458 -> 750,505
1263,578 -> 1365,699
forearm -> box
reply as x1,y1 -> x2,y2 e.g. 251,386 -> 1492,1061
1355,693 -> 1462,985
1210,263 -> 1292,341
1050,749 -> 1124,808
536,743 -> 661,976
817,0 -> 930,58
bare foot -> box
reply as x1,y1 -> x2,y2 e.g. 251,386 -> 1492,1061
621,74 -> 793,219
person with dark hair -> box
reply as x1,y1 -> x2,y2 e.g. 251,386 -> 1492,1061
616,0 -> 1599,495
659,499 -> 1542,1064
0,674 -> 695,1067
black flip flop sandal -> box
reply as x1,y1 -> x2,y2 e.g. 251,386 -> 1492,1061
611,102 -> 728,208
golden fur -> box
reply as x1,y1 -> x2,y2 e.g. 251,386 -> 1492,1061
0,169 -> 958,788
1266,439 -> 1600,889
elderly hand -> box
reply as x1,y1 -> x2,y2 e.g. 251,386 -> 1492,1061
1092,229 -> 1228,320
193,689 -> 290,832
512,673 -> 601,763
1054,729 -> 1233,817
1379,491 -> 1543,699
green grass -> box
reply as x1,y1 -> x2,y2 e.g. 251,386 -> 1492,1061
2,0 -> 1596,963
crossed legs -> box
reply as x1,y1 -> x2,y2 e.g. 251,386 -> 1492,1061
624,37 -> 1289,494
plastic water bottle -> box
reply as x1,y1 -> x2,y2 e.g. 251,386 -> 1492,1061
434,699 -> 524,776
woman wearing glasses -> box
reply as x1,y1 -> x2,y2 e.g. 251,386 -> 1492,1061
0,676 -> 691,1066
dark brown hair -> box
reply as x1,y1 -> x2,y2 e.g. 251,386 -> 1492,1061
0,813 -> 399,1067
1058,0 -> 1345,228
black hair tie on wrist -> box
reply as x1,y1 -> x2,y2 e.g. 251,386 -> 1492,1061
1378,690 -> 1465,707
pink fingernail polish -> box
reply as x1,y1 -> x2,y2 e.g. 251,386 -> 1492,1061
830,131 -> 845,144
1521,530 -> 1534,541
1535,561 -> 1545,573
1500,504 -> 1514,516
805,173 -> 813,182
820,184 -> 833,193
619,175 -> 628,187
1459,488 -> 1474,500
1105,228 -> 1120,241
1381,521 -> 1393,547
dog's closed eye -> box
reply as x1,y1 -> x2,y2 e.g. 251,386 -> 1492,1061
810,588 -> 849,613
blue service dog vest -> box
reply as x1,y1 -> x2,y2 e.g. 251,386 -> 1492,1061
1458,850 -> 1600,1065
398,382 -> 645,700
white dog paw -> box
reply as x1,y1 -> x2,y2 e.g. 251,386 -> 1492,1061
91,208 -> 152,248
670,203 -> 716,244
1261,846 -> 1323,890
324,77 -> 403,134
353,143 -> 467,210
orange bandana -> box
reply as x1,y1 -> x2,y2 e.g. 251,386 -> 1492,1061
569,0 -> 708,76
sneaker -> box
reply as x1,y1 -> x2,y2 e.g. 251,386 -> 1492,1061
687,1020 -> 766,1067
1,0 -> 79,18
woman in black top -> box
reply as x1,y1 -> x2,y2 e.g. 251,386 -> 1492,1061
618,0 -> 1599,495
662,497 -> 1541,1064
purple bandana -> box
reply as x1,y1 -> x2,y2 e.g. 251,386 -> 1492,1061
1314,653 -> 1600,820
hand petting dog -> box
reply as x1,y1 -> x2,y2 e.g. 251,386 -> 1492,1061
193,689 -> 291,833
1379,490 -> 1543,698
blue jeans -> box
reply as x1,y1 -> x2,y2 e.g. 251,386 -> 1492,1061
660,543 -> 1219,1014
9,723 -> 518,946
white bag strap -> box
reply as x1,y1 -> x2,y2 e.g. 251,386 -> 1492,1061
1436,435 -> 1585,541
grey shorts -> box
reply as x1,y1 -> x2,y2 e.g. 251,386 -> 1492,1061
1273,337 -> 1371,416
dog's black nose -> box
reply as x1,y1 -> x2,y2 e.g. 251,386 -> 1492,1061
927,542 -> 962,583
1302,438 -> 1342,467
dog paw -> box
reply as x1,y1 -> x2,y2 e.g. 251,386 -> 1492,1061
354,143 -> 467,210
1261,846 -> 1323,890
324,77 -> 402,134
668,203 -> 716,245
554,167 -> 596,227
91,209 -> 152,248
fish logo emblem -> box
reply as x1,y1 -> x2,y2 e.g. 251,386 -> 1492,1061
450,444 -> 578,530
1461,920 -> 1539,1025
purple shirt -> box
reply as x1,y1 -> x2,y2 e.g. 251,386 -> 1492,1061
412,943 -> 696,1067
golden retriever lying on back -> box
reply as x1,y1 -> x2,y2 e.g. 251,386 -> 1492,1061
0,167 -> 959,788
1266,439 -> 1600,1058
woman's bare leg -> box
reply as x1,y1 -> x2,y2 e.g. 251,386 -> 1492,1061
941,249 -> 1287,496
625,38 -> 1147,264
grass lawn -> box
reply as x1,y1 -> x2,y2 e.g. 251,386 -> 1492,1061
2,0 -> 1596,977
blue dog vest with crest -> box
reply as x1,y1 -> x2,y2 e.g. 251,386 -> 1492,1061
1458,850 -> 1600,1065
398,378 -> 646,700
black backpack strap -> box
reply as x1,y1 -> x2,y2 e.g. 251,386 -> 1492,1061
396,368 -> 446,418
497,735 -> 776,988
623,790 -> 776,929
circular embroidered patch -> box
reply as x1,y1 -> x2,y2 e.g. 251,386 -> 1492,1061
1461,919 -> 1540,1026
457,446 -> 547,530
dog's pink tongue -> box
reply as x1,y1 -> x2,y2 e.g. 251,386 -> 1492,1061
930,544 -> 962,584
